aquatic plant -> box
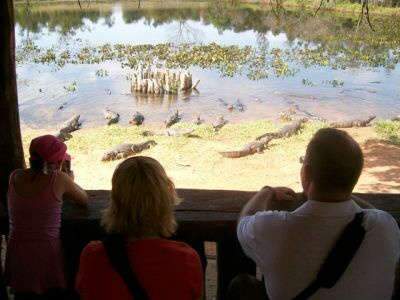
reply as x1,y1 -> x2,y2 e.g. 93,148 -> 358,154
322,79 -> 344,87
302,78 -> 315,86
95,69 -> 109,77
16,35 -> 400,80
63,81 -> 77,92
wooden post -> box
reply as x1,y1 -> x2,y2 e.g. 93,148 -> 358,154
0,2 -> 25,297
0,0 -> 25,208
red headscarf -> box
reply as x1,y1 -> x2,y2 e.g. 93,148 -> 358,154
29,135 -> 69,164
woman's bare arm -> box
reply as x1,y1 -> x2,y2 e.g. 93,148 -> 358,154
59,172 -> 89,206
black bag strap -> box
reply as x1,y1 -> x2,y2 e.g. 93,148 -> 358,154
293,212 -> 366,300
103,234 -> 149,300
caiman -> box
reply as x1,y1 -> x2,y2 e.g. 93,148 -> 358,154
234,99 -> 246,112
217,98 -> 246,112
165,128 -> 195,137
220,118 -> 307,159
103,109 -> 120,125
256,118 -> 308,141
56,115 -> 81,141
213,116 -> 228,132
130,111 -> 145,126
194,114 -> 204,125
101,140 -> 157,161
141,128 -> 195,137
219,136 -> 274,158
165,110 -> 182,128
329,115 -> 376,128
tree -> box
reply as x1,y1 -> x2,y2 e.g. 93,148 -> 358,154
0,0 -> 26,209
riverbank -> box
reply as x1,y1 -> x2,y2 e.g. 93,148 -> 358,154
252,0 -> 400,16
14,0 -> 400,16
21,120 -> 400,193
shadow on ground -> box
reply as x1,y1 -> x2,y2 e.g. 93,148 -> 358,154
359,139 -> 400,193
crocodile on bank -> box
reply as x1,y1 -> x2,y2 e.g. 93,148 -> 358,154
329,115 -> 376,128
213,116 -> 228,132
219,136 -> 274,158
283,104 -> 326,122
130,111 -> 145,126
165,110 -> 182,128
391,115 -> 400,122
103,109 -> 120,125
194,114 -> 204,125
141,128 -> 196,138
256,118 -> 308,141
101,140 -> 157,161
56,115 -> 81,141
220,118 -> 307,159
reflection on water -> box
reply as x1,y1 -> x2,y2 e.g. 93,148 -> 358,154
14,1 -> 400,128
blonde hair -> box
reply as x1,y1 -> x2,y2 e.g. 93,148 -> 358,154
102,156 -> 179,238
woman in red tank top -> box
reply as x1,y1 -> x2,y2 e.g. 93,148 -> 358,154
76,156 -> 203,300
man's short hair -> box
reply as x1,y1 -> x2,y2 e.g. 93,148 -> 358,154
306,128 -> 364,193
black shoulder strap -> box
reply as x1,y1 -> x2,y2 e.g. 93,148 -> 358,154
103,234 -> 149,300
293,212 -> 366,300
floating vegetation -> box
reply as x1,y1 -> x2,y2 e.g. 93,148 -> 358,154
17,30 -> 400,81
323,79 -> 344,87
95,69 -> 109,77
15,42 -> 299,80
131,67 -> 197,95
302,78 -> 315,86
63,81 -> 77,92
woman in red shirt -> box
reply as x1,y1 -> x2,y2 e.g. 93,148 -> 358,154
76,156 -> 203,300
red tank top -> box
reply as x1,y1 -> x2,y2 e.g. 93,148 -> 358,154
76,238 -> 203,300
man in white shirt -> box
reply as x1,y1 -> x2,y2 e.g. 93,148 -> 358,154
232,128 -> 400,300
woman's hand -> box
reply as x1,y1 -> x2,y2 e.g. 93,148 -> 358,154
68,170 -> 75,181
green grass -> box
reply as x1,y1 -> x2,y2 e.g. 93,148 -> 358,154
251,0 -> 400,15
374,120 -> 400,145
21,120 -> 328,156
21,120 -> 393,192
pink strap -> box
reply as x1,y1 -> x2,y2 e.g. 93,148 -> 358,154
8,170 -> 19,187
50,171 -> 61,201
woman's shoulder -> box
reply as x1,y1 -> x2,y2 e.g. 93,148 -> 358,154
161,239 -> 198,255
135,239 -> 200,261
10,169 -> 28,181
81,239 -> 200,263
80,241 -> 107,261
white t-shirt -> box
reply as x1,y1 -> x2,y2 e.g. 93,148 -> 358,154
237,200 -> 400,300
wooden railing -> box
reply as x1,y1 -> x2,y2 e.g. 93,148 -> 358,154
1,190 -> 400,300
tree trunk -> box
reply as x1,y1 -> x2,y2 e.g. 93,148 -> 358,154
0,0 -> 25,208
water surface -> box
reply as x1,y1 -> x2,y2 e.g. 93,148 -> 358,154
15,1 -> 400,128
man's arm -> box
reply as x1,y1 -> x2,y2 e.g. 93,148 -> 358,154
392,259 -> 400,300
240,186 -> 298,219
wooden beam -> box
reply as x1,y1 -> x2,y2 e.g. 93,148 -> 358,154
1,189 -> 400,236
0,0 -> 25,209
1,189 -> 399,299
